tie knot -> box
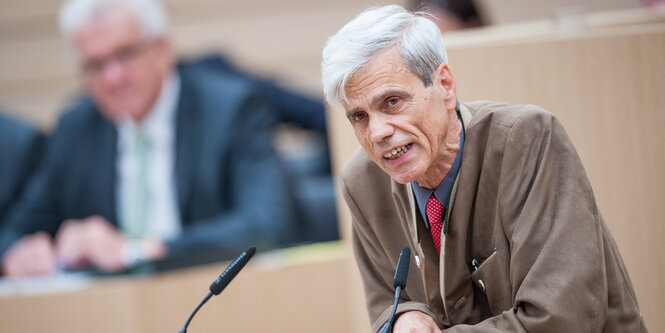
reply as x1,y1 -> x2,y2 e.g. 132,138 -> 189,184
426,194 -> 444,226
426,194 -> 444,214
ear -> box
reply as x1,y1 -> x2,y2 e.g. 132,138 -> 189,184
433,63 -> 457,111
153,36 -> 174,71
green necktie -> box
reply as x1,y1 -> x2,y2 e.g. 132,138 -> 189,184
121,130 -> 150,238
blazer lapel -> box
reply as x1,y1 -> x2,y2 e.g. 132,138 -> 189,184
174,71 -> 202,220
440,103 -> 475,322
94,111 -> 118,225
404,181 -> 449,324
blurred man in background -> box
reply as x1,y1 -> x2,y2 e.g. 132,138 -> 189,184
0,0 -> 300,276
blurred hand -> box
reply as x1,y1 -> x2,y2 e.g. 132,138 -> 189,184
393,311 -> 440,333
56,215 -> 127,272
1,232 -> 57,277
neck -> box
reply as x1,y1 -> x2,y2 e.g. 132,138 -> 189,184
131,112 -> 149,125
416,111 -> 462,189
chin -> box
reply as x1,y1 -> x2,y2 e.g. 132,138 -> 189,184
386,169 -> 418,185
390,177 -> 411,185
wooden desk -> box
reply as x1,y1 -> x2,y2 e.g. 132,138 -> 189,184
0,243 -> 354,333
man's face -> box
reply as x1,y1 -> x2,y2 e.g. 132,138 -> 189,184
343,47 -> 457,186
74,7 -> 172,123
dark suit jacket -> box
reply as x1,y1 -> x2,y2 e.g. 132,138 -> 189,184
0,113 -> 44,226
188,55 -> 338,243
189,54 -> 328,135
0,65 -> 299,265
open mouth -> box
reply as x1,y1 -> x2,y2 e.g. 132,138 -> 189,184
384,144 -> 411,160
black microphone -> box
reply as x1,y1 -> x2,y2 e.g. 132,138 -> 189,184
178,247 -> 256,333
379,247 -> 410,333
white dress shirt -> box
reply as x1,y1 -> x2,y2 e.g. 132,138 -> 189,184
116,73 -> 181,241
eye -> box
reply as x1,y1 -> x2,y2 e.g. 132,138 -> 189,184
349,112 -> 367,123
83,59 -> 104,75
385,96 -> 401,109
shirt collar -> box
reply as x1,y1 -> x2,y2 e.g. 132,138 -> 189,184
117,72 -> 180,148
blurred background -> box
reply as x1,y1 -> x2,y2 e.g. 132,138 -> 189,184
1,0 -> 659,128
1,0 -> 664,332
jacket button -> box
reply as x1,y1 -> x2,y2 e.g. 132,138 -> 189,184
415,255 -> 421,268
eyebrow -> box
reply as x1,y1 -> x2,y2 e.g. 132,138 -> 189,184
346,89 -> 409,118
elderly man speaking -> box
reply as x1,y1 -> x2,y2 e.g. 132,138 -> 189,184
322,5 -> 646,332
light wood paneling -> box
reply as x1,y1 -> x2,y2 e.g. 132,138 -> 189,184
0,245 -> 352,333
475,0 -> 641,25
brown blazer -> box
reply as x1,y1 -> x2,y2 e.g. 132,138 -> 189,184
341,101 -> 647,332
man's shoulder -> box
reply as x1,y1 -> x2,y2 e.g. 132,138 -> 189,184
50,97 -> 112,151
179,63 -> 255,101
0,114 -> 43,167
0,113 -> 41,143
58,96 -> 104,128
177,64 -> 266,122
341,148 -> 393,193
464,100 -> 557,133
342,149 -> 379,180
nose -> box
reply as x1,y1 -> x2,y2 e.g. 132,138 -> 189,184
368,114 -> 394,143
99,59 -> 125,86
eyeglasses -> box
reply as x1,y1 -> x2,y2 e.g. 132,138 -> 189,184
81,41 -> 153,77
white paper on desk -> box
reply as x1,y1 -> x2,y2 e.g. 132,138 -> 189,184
0,271 -> 94,297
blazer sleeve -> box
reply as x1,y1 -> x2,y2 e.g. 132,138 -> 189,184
166,91 -> 298,260
0,126 -> 64,257
445,110 -> 640,331
342,174 -> 438,333
0,118 -> 44,224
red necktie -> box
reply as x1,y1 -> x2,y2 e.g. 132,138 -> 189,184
426,194 -> 445,255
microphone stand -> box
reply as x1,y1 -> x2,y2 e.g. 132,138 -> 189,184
379,247 -> 410,333
379,285 -> 403,333
179,292 -> 212,333
178,247 -> 256,333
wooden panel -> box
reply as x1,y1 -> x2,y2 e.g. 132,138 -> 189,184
0,244 -> 353,333
475,0 -> 641,25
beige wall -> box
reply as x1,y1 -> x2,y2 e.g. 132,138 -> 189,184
475,0 -> 642,25
0,244 -> 355,332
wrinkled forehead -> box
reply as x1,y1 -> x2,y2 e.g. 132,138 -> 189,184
343,48 -> 422,108
344,49 -> 411,96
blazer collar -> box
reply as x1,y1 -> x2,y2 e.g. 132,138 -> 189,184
90,107 -> 118,225
174,68 -> 203,217
408,102 -> 473,242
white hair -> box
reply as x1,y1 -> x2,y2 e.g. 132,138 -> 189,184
59,0 -> 169,40
321,5 -> 448,107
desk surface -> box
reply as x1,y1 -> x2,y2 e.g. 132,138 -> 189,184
0,242 -> 354,333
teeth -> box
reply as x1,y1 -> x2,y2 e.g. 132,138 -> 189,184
384,145 -> 409,160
